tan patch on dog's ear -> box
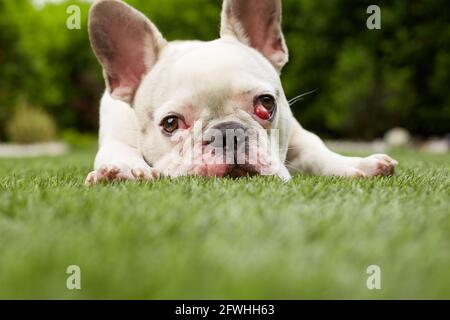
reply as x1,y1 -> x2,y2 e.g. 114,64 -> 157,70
220,0 -> 288,73
88,0 -> 167,104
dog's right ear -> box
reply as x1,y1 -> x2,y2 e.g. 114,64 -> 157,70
220,0 -> 288,73
88,0 -> 167,104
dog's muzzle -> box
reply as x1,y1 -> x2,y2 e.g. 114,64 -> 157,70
203,121 -> 258,177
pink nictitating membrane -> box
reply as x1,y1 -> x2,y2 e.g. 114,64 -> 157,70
255,104 -> 270,120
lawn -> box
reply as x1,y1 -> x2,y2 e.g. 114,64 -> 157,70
0,147 -> 449,299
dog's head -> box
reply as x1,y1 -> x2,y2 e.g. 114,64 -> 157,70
89,0 -> 292,179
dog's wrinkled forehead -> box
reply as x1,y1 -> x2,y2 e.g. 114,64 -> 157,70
170,40 -> 279,88
139,39 -> 282,122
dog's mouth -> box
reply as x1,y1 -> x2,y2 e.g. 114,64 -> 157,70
224,164 -> 260,179
191,162 -> 264,179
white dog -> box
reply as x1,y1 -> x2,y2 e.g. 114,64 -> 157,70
86,0 -> 397,185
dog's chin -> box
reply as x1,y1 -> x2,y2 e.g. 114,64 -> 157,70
193,163 -> 261,179
223,164 -> 260,178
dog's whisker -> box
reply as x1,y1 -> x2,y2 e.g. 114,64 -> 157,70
288,89 -> 319,107
288,89 -> 318,103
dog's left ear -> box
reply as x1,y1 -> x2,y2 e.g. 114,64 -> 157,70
220,0 -> 288,73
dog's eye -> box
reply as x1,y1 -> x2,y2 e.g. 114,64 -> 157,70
161,115 -> 179,134
259,95 -> 276,112
254,95 -> 276,120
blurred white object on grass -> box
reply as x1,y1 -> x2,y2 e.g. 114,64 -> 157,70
384,127 -> 411,147
0,142 -> 68,158
420,137 -> 450,154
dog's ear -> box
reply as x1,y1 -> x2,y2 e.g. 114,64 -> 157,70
220,0 -> 288,73
88,0 -> 167,104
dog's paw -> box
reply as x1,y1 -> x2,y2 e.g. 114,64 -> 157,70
357,154 -> 398,177
85,163 -> 157,186
130,167 -> 159,180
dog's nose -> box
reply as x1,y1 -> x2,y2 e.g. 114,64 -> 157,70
208,121 -> 248,151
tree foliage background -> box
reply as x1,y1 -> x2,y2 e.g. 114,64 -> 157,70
0,0 -> 449,140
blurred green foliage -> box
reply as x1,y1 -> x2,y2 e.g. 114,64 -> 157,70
7,101 -> 57,143
0,0 -> 449,140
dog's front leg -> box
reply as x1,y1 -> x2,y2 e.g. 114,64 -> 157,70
85,140 -> 157,186
286,119 -> 398,177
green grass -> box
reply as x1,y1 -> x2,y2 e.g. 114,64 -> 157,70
0,147 -> 449,299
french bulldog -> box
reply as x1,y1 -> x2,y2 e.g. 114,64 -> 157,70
85,0 -> 398,185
